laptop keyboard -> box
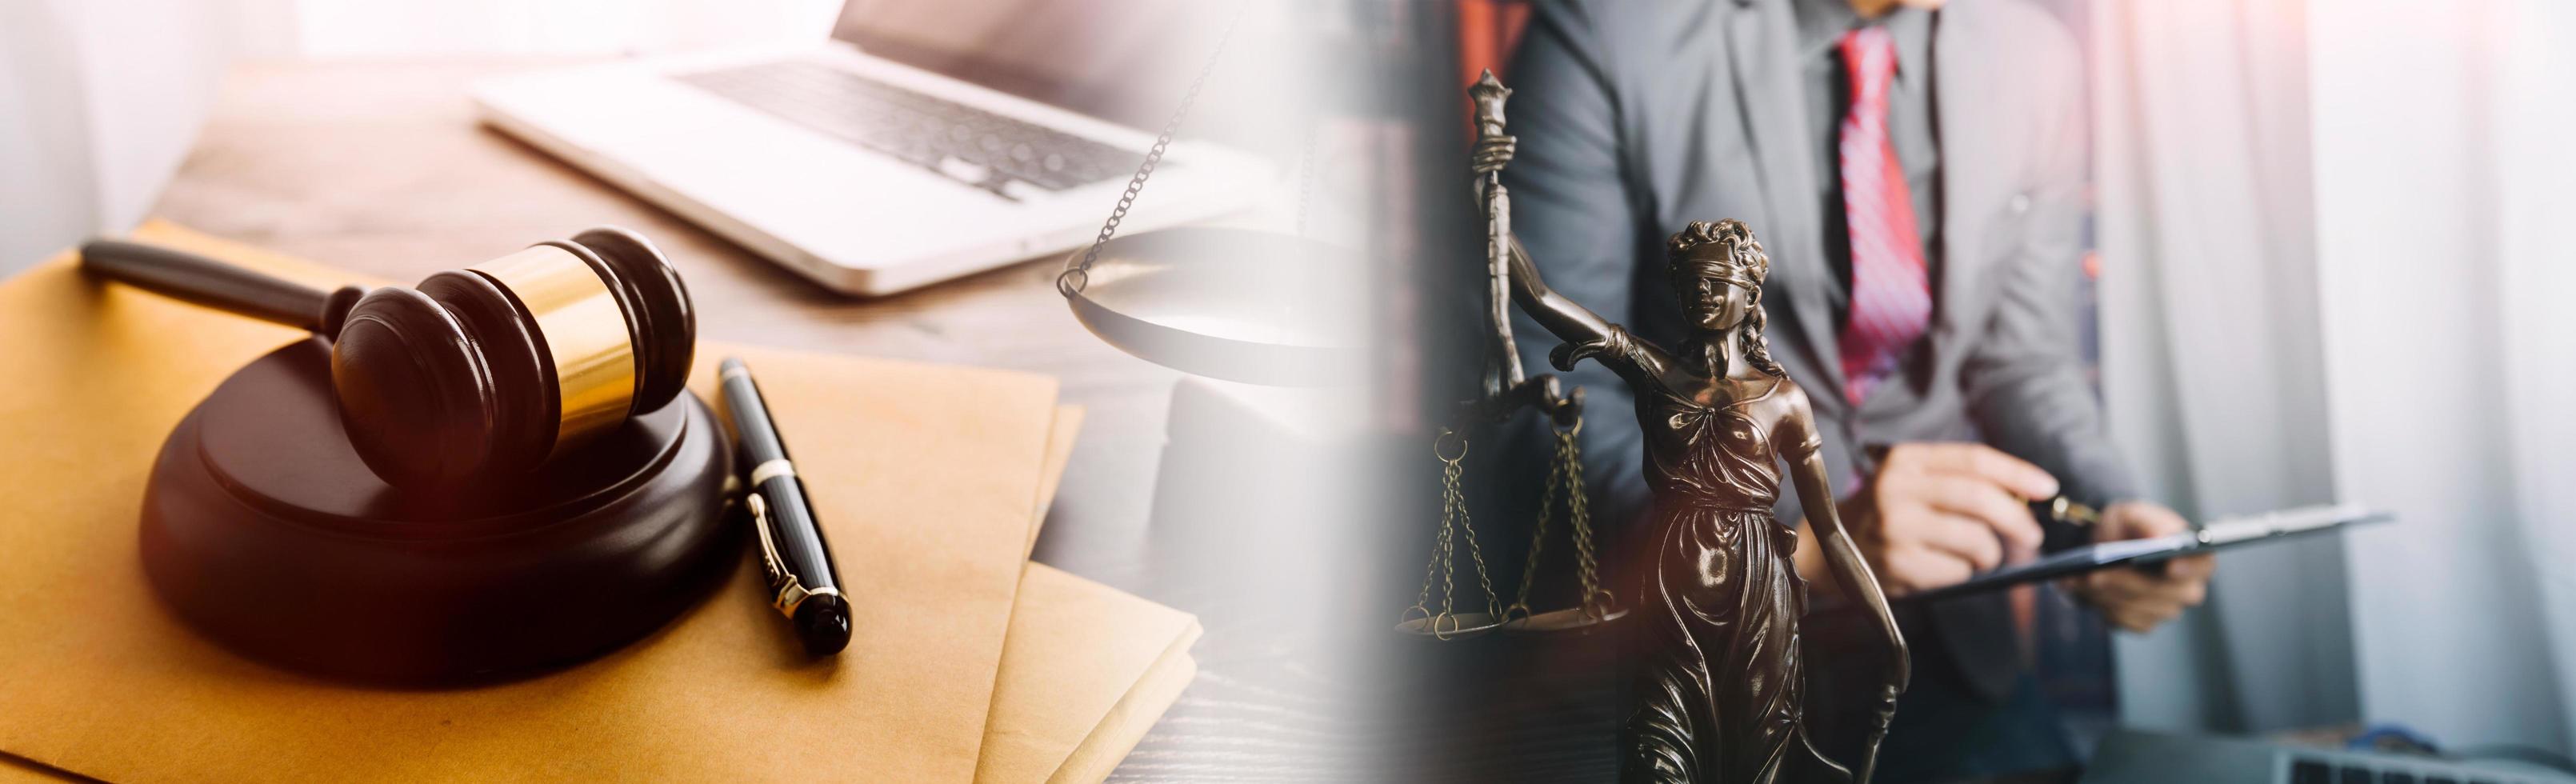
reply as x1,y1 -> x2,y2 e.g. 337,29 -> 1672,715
2292,756 -> 2509,784
673,59 -> 1143,199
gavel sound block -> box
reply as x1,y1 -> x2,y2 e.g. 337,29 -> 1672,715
84,232 -> 738,684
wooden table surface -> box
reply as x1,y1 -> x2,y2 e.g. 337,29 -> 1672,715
152,59 -> 1358,782
155,58 -> 1181,539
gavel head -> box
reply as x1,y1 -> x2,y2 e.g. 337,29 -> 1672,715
322,227 -> 695,491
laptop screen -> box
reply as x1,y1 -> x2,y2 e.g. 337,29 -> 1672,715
830,0 -> 1234,132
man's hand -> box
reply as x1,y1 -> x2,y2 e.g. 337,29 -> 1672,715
2066,502 -> 2214,633
1806,442 -> 2058,597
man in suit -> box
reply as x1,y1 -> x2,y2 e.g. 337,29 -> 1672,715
1499,0 -> 2217,778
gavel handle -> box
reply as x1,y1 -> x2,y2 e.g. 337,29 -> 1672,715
80,240 -> 343,333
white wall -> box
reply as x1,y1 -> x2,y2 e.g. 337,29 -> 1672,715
0,0 -> 841,274
286,0 -> 839,56
0,0 -> 230,274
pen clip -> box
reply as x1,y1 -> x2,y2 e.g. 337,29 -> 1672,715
2052,497 -> 2092,526
746,493 -> 805,618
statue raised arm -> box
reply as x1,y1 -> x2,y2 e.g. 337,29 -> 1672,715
1470,70 -> 1908,784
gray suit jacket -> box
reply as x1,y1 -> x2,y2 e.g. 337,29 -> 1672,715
1502,0 -> 2137,702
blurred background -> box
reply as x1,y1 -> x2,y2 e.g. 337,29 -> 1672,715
1412,0 -> 2576,779
0,0 -> 858,274
2091,0 -> 2576,756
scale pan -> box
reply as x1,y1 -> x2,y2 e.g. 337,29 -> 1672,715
1395,612 -> 1506,641
1501,606 -> 1630,634
1065,226 -> 1366,386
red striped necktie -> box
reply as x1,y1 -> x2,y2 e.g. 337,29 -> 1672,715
1834,26 -> 1932,406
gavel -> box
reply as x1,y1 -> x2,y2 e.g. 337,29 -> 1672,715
81,228 -> 695,491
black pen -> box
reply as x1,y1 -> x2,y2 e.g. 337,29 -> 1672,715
719,357 -> 852,656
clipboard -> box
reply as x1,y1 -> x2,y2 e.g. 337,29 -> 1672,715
1899,502 -> 2392,603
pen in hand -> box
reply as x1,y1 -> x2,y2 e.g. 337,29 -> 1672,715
2037,496 -> 2173,578
719,357 -> 853,657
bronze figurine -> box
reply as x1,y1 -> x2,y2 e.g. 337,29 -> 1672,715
1470,72 -> 1908,783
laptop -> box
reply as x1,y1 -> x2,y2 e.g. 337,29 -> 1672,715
2084,730 -> 2576,784
472,0 -> 1274,296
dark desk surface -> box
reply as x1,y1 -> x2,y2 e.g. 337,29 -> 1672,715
154,59 -> 1350,782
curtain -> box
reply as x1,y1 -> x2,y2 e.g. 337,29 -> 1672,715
2091,0 -> 2354,734
2493,0 -> 2576,749
2094,0 -> 2576,754
2311,0 -> 2576,754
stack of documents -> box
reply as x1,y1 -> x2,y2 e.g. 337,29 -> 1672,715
0,222 -> 1197,782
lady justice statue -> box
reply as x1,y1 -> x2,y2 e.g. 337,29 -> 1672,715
1469,72 -> 1910,783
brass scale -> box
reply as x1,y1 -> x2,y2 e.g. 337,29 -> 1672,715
1398,70 -> 1625,640
1053,9 -> 1622,642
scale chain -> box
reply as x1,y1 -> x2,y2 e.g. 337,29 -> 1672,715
1410,429 -> 1503,637
1453,455 -> 1500,621
1410,505 -> 1444,615
1506,415 -> 1612,624
1508,433 -> 1562,620
1058,2 -> 1247,299
1561,421 -> 1610,618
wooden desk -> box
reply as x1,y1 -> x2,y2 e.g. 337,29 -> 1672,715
156,58 -> 1179,541
153,59 -> 1340,782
